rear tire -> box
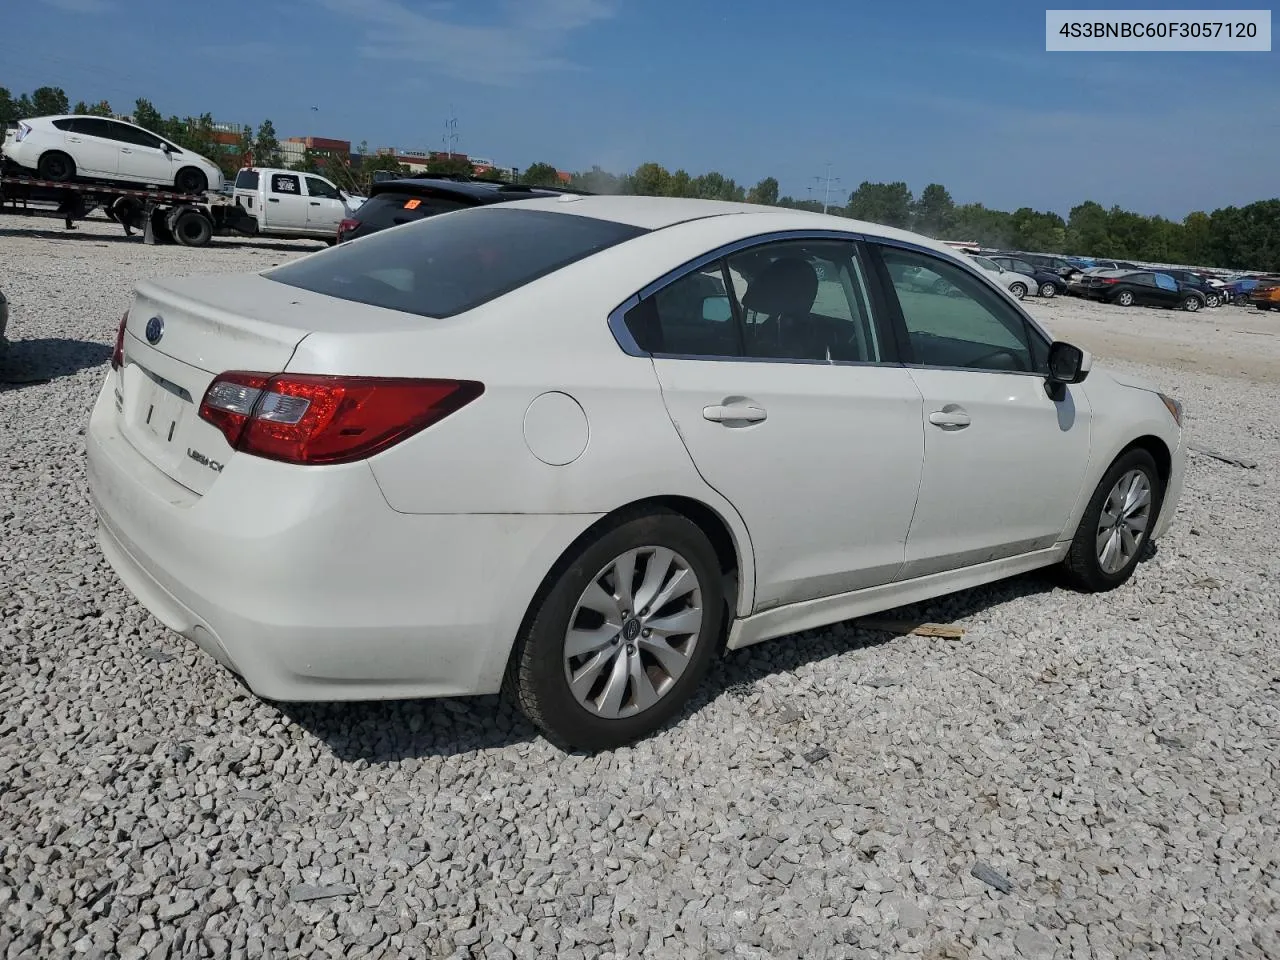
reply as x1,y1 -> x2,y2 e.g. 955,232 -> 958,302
1061,448 -> 1163,593
174,167 -> 208,195
172,209 -> 213,247
1039,282 -> 1057,298
1182,295 -> 1201,312
504,509 -> 725,751
1115,290 -> 1135,306
38,151 -> 75,182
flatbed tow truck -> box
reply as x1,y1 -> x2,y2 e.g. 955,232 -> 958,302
0,168 -> 257,247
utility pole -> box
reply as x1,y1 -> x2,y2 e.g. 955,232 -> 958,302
441,105 -> 459,157
814,163 -> 841,214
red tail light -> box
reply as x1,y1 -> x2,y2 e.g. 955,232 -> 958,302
1101,278 -> 1120,285
198,372 -> 483,465
111,312 -> 128,370
337,218 -> 360,239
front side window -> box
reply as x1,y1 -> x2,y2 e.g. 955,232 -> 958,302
878,246 -> 1039,373
271,174 -> 300,195
1152,273 -> 1177,291
112,123 -> 164,148
267,207 -> 646,319
305,177 -> 341,200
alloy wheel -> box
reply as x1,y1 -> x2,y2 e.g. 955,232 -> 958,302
563,546 -> 704,719
1095,469 -> 1152,575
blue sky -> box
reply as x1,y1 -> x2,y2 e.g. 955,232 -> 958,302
8,0 -> 1278,218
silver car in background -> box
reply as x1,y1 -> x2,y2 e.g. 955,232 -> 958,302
968,255 -> 1036,300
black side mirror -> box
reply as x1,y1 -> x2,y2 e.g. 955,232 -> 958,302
1045,340 -> 1091,400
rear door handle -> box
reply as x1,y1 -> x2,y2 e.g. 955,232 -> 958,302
268,198 -> 280,203
120,148 -> 133,154
703,402 -> 767,424
309,201 -> 320,206
928,408 -> 971,429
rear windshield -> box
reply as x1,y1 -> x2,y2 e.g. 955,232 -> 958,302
235,170 -> 259,190
354,190 -> 475,231
266,207 -> 647,318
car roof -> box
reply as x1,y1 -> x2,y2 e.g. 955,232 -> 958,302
492,194 -> 968,254
369,177 -> 566,202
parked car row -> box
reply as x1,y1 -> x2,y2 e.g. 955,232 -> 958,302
965,248 -> 1279,314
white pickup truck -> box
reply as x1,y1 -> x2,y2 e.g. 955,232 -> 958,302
232,167 -> 363,243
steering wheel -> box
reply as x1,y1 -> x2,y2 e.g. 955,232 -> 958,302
963,347 -> 1026,371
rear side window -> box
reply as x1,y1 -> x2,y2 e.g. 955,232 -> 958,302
53,118 -> 76,131
356,191 -> 472,230
266,207 -> 647,318
271,174 -> 300,194
235,170 -> 259,190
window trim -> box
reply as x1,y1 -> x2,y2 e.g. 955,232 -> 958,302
866,237 -> 1054,378
607,229 -> 902,368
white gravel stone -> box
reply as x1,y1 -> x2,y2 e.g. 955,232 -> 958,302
1,214 -> 1278,958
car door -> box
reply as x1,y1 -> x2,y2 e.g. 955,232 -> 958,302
870,242 -> 1092,580
263,172 -> 308,230
625,236 -> 926,611
111,122 -> 174,186
1150,273 -> 1182,305
303,176 -> 346,233
1126,272 -> 1163,306
64,118 -> 120,177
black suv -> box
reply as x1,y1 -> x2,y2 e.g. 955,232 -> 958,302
337,176 -> 589,243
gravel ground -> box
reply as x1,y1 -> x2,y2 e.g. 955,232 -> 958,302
1,214 -> 1278,959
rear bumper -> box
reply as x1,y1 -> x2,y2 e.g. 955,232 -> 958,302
86,374 -> 600,702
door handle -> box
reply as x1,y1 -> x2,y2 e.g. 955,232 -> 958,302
121,148 -> 133,154
268,198 -> 280,203
928,408 -> 971,429
309,201 -> 320,206
703,402 -> 767,424
67,137 -> 82,143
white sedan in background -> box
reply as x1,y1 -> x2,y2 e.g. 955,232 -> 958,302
86,197 -> 1186,750
3,115 -> 224,194
968,254 -> 1038,299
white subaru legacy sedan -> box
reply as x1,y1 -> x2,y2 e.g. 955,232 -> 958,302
86,196 -> 1186,750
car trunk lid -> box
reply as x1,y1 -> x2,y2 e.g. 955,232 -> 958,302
115,274 -> 324,495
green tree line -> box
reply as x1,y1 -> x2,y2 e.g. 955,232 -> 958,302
5,84 -> 1276,270
519,163 -> 1280,272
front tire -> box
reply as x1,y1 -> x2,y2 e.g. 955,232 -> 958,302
38,151 -> 76,182
504,509 -> 725,751
174,167 -> 208,195
1061,448 -> 1163,592
1204,293 -> 1220,308
1039,282 -> 1058,298
1009,282 -> 1027,299
1115,290 -> 1135,306
1182,295 -> 1201,312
